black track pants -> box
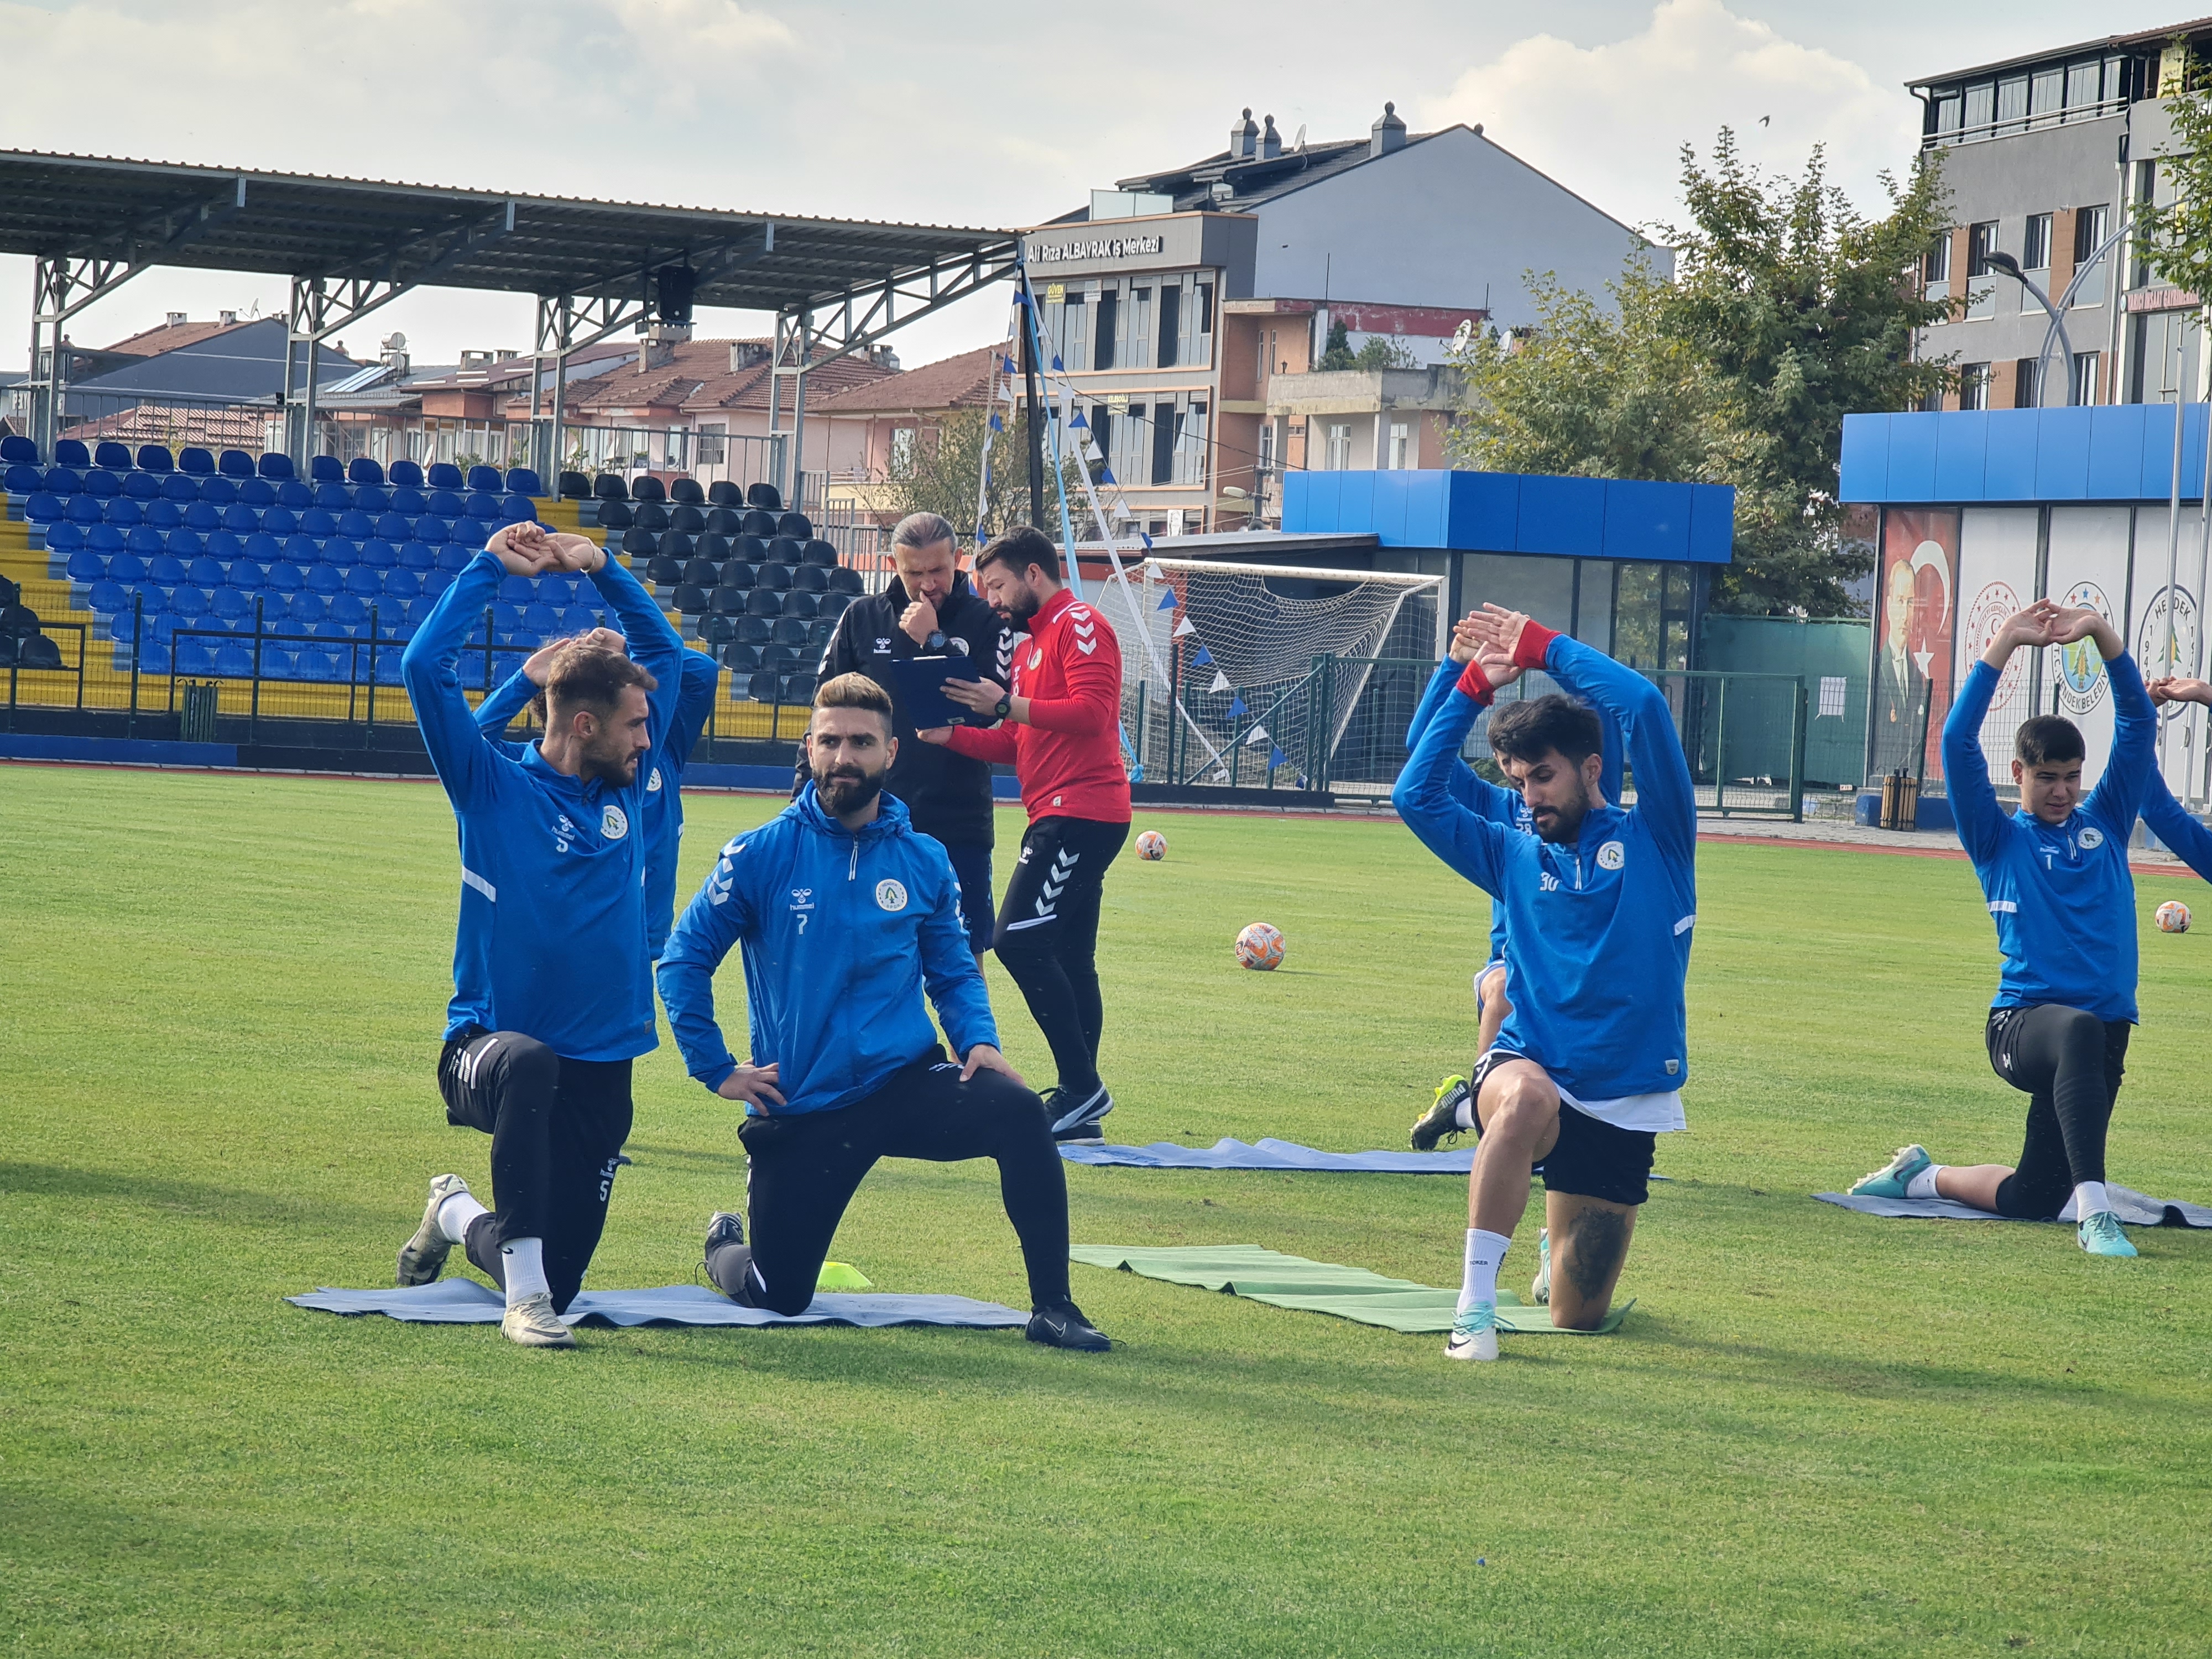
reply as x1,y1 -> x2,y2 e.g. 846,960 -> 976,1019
992,816 -> 1128,1097
1985,1004 -> 2130,1220
704,1050 -> 1071,1316
437,1026 -> 633,1313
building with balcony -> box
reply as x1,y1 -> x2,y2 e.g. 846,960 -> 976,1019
1911,19 -> 2208,411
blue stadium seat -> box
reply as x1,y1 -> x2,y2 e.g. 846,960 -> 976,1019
355,484 -> 390,512
148,500 -> 185,530
535,574 -> 573,606
229,559 -> 266,593
129,528 -> 168,558
265,562 -> 305,594
521,602 -> 559,639
55,438 -> 90,467
258,452 -> 295,480
465,465 -> 501,493
178,446 -> 215,476
3,462 -> 42,494
389,486 -> 426,515
358,537 -> 397,570
88,578 -> 128,613
148,551 -> 186,583
298,648 -> 343,683
299,507 -> 337,538
348,457 -> 385,486
344,566 -> 385,598
331,593 -> 371,629
284,534 -> 321,566
277,478 -> 314,510
310,455 -> 345,484
105,497 -> 145,526
66,499 -> 102,529
499,493 -> 537,524
498,574 -> 535,605
396,540 -> 434,572
239,476 -> 276,508
373,511 -> 413,542
137,445 -> 174,472
44,520 -> 84,552
46,465 -> 84,494
314,482 -> 351,512
383,567 -> 423,601
221,504 -> 258,534
88,525 -> 126,556
413,515 -> 449,545
424,488 -> 464,518
203,529 -> 242,561
210,586 -> 249,622
66,549 -> 104,583
159,472 -> 198,502
122,470 -> 160,501
170,586 -> 210,618
262,505 -> 298,537
0,434 -> 38,465
186,554 -> 225,587
321,537 -> 359,567
93,441 -> 132,471
505,468 -> 543,496
424,570 -> 455,600
389,460 -> 425,489
305,565 -> 342,597
288,593 -> 328,629
176,639 -> 217,676
434,545 -> 470,574
22,491 -> 63,524
212,642 -> 255,677
489,601 -> 523,638
184,501 -> 221,533
197,474 -> 238,505
217,449 -> 254,479
331,508 -> 369,540
258,646 -> 298,678
558,603 -> 598,634
426,462 -> 465,491
463,492 -> 502,523
134,641 -> 173,674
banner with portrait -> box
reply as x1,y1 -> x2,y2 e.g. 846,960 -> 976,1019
2043,507 -> 2133,790
1868,508 -> 1958,784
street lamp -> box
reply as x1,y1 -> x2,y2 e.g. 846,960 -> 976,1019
1981,226 -> 2127,407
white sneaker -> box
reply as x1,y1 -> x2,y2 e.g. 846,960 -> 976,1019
1530,1228 -> 1551,1306
397,1173 -> 471,1287
1444,1302 -> 1500,1361
500,1291 -> 576,1348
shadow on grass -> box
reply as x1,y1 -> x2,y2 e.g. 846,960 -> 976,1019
0,1161 -> 395,1230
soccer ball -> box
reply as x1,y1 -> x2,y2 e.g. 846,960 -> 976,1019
1136,829 -> 1168,860
2157,900 -> 2192,934
1235,921 -> 1285,971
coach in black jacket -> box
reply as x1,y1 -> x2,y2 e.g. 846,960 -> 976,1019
794,511 -> 1014,957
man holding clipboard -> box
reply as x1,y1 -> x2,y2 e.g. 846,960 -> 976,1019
917,526 -> 1131,1145
795,512 -> 1013,959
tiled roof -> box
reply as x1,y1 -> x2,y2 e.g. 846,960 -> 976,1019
805,343 -> 1001,415
100,319 -> 251,356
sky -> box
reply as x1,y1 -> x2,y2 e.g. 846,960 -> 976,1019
0,0 -> 2187,375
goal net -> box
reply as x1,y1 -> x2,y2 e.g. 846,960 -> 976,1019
1091,557 -> 1443,789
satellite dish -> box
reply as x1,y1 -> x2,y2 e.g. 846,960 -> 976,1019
1292,123 -> 1307,151
383,331 -> 408,351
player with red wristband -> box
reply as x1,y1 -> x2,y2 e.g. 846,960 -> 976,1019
1392,604 -> 1698,1361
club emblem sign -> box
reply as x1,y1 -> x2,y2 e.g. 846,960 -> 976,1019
2054,582 -> 2114,715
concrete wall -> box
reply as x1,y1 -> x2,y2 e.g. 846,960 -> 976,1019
1250,127 -> 1668,330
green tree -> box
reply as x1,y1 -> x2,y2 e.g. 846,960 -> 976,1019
1354,333 -> 1420,370
1318,319 -> 1357,371
879,407 -> 1084,542
1451,132 -> 1953,615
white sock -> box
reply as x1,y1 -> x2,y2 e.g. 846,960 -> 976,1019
2073,1181 -> 2112,1218
1905,1165 -> 1943,1201
500,1237 -> 550,1305
1452,1098 -> 1477,1132
1457,1228 -> 1511,1314
437,1190 -> 489,1245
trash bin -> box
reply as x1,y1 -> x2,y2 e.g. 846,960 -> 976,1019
181,679 -> 217,744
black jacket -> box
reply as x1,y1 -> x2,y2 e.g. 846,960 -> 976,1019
792,572 -> 1014,847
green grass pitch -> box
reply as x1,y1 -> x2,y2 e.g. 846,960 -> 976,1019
5,765 -> 2211,1656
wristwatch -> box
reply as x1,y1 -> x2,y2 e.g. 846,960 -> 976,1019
925,629 -> 947,651
994,695 -> 1013,721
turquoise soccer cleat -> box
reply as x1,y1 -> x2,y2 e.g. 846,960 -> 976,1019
1530,1228 -> 1551,1306
1850,1144 -> 1933,1200
1444,1301 -> 1499,1362
2078,1211 -> 2138,1258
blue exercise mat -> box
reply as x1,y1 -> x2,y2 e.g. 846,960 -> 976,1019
1060,1137 -> 1475,1172
1815,1185 -> 2212,1228
288,1280 -> 1027,1328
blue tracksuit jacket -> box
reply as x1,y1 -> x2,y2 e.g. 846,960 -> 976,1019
477,646 -> 721,954
655,785 -> 998,1113
401,549 -> 683,1060
1394,636 -> 1698,1106
1943,651 -> 2152,1023
1404,656 -> 1624,965
2142,770 -> 2212,881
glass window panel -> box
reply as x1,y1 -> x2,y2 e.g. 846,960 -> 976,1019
2031,66 -> 2064,121
1963,81 -> 1995,132
1937,92 -> 1962,133
1613,562 -> 1661,671
1996,75 -> 2028,132
2065,59 -> 2101,111
2023,213 -> 2052,271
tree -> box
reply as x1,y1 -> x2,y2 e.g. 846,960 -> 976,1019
1450,132 -> 1953,615
878,406 -> 1084,543
1318,319 -> 1357,371
1354,333 -> 1420,370
2132,40 -> 2212,299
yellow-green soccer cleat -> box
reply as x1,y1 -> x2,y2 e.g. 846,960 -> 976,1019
1412,1075 -> 1472,1152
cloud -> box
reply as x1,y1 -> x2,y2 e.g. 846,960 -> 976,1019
1421,0 -> 1918,238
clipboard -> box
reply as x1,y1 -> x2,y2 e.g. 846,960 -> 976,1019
888,652 -> 990,727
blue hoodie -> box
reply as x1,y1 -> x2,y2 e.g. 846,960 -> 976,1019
1942,651 -> 2153,1022
401,549 -> 683,1060
1404,656 -> 1624,965
2142,770 -> 2212,883
477,646 -> 722,954
1394,634 -> 1697,1112
656,784 -> 998,1113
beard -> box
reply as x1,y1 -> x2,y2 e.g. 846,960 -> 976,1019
1530,795 -> 1588,845
580,738 -> 640,787
997,582 -> 1041,627
814,760 -> 886,816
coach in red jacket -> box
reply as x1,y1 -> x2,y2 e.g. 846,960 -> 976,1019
920,526 -> 1131,1144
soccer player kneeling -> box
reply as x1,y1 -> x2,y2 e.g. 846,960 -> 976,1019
1848,600 -> 2150,1258
1393,607 -> 1697,1361
656,672 -> 1111,1350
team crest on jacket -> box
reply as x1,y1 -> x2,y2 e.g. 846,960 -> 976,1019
602,805 -> 630,840
2078,825 -> 2104,849
875,878 -> 908,912
1598,839 -> 1625,870
647,767 -> 662,794
1029,648 -> 1043,670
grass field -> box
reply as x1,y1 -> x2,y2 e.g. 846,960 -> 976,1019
5,763 -> 2211,1657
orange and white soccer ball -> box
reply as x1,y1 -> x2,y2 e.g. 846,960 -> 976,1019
1235,921 -> 1285,970
1136,829 -> 1167,860
2157,900 -> 2192,934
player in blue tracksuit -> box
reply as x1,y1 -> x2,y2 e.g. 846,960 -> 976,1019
390,521 -> 685,1347
1394,606 -> 1697,1361
1848,599 -> 2150,1259
655,671 -> 1110,1350
476,635 -> 722,955
1405,613 -> 1623,1158
2136,672 -> 2212,877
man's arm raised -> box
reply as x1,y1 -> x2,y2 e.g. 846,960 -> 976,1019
402,523 -> 559,806
2071,604 -> 2153,831
1391,646 -> 1519,898
1947,602 -> 2056,863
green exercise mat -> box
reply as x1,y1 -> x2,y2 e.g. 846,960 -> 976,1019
1069,1244 -> 1630,1335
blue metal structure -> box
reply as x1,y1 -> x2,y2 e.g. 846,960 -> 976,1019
1285,467 -> 1736,560
1841,405 -> 2211,506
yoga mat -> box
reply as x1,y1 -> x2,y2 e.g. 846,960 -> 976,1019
1060,1138 -> 1474,1172
1815,1185 -> 2212,1228
289,1280 -> 1026,1328
1070,1244 -> 1630,1335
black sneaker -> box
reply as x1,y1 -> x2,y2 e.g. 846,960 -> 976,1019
705,1210 -> 744,1252
1045,1082 -> 1113,1144
1026,1300 -> 1112,1351
1410,1074 -> 1471,1152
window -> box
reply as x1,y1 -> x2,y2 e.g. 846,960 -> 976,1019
1177,402 -> 1208,487
1966,222 -> 1998,320
1194,282 -> 1214,367
1963,81 -> 1994,134
2030,66 -> 2063,126
2015,357 -> 2043,408
1959,362 -> 1991,410
2022,213 -> 2051,272
1151,402 -> 1177,487
1259,419 -> 1275,477
1047,291 -> 1087,372
2072,204 -> 2110,306
1387,420 -> 1411,469
2131,310 -> 2198,405
889,426 -> 915,478
1996,75 -> 2028,134
1086,405 -> 1112,479
1130,287 -> 1152,372
1326,422 -> 1351,470
1934,90 -> 1962,134
2072,351 -> 2101,406
1157,283 -> 1181,369
1093,289 -> 1118,371
1924,234 -> 1951,299
2065,59 -> 2104,114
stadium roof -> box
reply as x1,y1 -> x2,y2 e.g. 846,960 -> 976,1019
0,150 -> 1016,316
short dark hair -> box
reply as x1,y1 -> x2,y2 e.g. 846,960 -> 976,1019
1486,693 -> 1603,768
975,525 -> 1061,583
814,670 -> 894,730
891,512 -> 959,554
2015,714 -> 2085,766
545,640 -> 656,721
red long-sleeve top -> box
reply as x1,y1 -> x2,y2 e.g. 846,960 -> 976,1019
945,587 -> 1131,823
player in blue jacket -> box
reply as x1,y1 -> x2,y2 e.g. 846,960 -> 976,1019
1394,605 -> 1697,1361
2136,673 -> 2212,876
1848,599 -> 2150,1258
656,672 -> 1110,1352
390,521 -> 684,1347
475,631 -> 722,955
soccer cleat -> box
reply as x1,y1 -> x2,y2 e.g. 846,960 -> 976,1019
1026,1300 -> 1112,1351
500,1291 -> 576,1348
1444,1302 -> 1499,1362
705,1210 -> 745,1253
2078,1211 -> 2138,1258
1849,1144 -> 1933,1200
1046,1083 -> 1113,1144
1530,1228 -> 1551,1306
397,1172 -> 472,1287
1412,1074 -> 1472,1152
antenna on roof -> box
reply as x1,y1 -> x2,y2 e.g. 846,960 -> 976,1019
1292,123 -> 1307,152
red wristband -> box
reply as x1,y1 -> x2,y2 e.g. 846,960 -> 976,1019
1511,620 -> 1561,672
1455,659 -> 1498,706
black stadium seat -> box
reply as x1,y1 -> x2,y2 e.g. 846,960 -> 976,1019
784,591 -> 820,618
695,532 -> 730,564
761,643 -> 800,669
674,585 -> 711,614
707,481 -> 743,507
681,558 -> 718,587
622,526 -> 658,556
669,478 -> 705,505
801,539 -> 839,567
704,507 -> 743,535
722,641 -> 761,670
717,561 -> 755,589
781,672 -> 816,702
771,617 -> 810,645
735,534 -> 770,563
768,536 -> 804,565
747,670 -> 780,702
827,566 -> 864,594
659,531 -> 695,562
646,555 -> 684,586
746,482 -> 781,511
630,475 -> 667,504
593,474 -> 629,501
559,471 -> 592,499
740,509 -> 778,538
744,589 -> 783,617
791,566 -> 828,594
754,562 -> 790,591
735,616 -> 773,645
597,500 -> 634,530
19,633 -> 62,670
777,512 -> 813,540
669,504 -> 705,535
710,587 -> 749,615
633,502 -> 671,533
700,614 -> 737,645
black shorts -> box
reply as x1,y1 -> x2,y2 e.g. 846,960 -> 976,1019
1468,1048 -> 1657,1207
